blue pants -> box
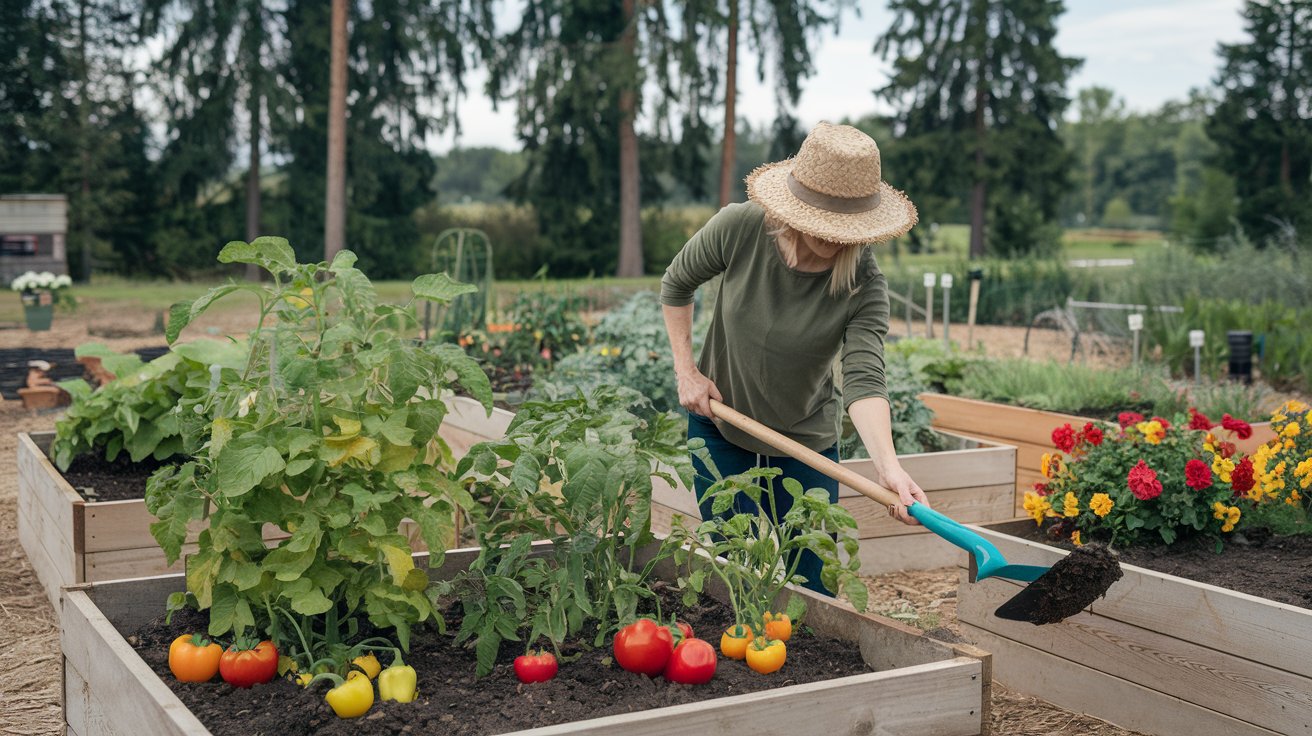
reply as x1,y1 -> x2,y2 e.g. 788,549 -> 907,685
686,413 -> 839,595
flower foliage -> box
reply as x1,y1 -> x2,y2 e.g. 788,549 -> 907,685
1026,410 -> 1256,546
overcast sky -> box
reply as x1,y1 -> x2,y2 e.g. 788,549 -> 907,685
427,0 -> 1248,153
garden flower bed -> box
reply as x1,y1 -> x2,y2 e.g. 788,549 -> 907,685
16,396 -> 514,609
649,429 -> 1019,575
953,520 -> 1312,736
61,544 -> 990,736
919,393 -> 1274,511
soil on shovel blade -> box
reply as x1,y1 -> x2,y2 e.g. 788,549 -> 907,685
130,586 -> 871,736
61,452 -> 173,502
1019,545 -> 1123,625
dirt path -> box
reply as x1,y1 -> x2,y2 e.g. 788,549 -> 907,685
0,404 -> 60,736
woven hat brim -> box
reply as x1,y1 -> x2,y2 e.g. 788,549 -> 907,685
745,160 -> 919,246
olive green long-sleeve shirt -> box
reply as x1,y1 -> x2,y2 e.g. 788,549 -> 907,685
660,201 -> 891,456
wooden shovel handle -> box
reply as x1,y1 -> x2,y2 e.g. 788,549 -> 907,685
708,399 -> 902,509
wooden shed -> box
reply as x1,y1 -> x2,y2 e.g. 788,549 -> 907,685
0,194 -> 69,283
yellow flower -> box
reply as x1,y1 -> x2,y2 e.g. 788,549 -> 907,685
1062,492 -> 1080,517
1136,420 -> 1166,444
1071,530 -> 1084,546
1089,493 -> 1114,517
1287,489 -> 1303,506
1287,439 -> 1298,450
1023,491 -> 1052,526
1040,452 -> 1063,479
534,329 -> 544,340
1212,455 -> 1236,484
1212,501 -> 1228,520
1283,421 -> 1302,439
1283,400 -> 1309,414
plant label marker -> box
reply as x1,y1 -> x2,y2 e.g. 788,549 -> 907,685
1189,329 -> 1205,382
923,272 -> 936,338
966,269 -> 982,347
1127,313 -> 1144,365
939,273 -> 953,348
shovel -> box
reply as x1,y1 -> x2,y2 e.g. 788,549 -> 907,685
708,399 -> 1122,625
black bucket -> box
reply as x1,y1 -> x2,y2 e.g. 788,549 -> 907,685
1227,330 -> 1253,384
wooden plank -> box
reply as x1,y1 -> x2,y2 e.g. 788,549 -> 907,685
957,574 -> 1312,735
511,658 -> 982,736
83,502 -> 289,553
879,447 -> 1016,493
846,485 -> 1016,539
856,532 -> 967,576
960,522 -> 1312,680
84,545 -> 194,582
19,432 -> 82,550
17,482 -> 79,606
960,622 -> 1283,736
62,588 -> 208,735
919,394 -> 1092,448
65,656 -> 128,736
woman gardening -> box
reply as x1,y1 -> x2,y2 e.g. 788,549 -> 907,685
661,122 -> 929,594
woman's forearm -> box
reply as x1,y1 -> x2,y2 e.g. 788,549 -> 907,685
848,397 -> 899,471
662,304 -> 698,375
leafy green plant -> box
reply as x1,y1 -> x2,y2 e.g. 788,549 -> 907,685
665,467 -> 868,627
840,363 -> 946,458
457,288 -> 589,372
885,336 -> 983,392
52,340 -> 247,471
146,238 -> 491,662
435,385 -> 691,675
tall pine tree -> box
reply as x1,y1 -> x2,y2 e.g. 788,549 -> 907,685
876,0 -> 1080,257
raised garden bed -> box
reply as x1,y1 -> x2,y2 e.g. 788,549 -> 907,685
650,430 -> 1018,576
953,520 -> 1312,736
61,544 -> 991,736
18,396 -> 515,610
919,393 -> 1276,516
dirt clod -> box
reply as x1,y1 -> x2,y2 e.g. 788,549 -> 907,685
1019,544 -> 1123,625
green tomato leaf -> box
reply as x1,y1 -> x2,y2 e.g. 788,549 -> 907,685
166,300 -> 194,344
412,273 -> 477,303
172,339 -> 247,371
215,437 -> 286,497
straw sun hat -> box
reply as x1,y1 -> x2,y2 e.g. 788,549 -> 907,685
745,122 -> 918,246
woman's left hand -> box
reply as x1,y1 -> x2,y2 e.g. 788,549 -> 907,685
879,463 -> 929,526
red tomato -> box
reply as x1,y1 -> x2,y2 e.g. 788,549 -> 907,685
218,640 -> 278,688
675,621 -> 694,641
613,618 -> 674,676
663,638 -> 717,685
513,651 -> 558,683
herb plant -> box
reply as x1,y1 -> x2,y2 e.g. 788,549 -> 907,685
435,385 -> 691,675
146,238 -> 491,660
665,467 -> 868,630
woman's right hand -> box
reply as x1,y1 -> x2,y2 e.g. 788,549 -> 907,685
676,367 -> 723,418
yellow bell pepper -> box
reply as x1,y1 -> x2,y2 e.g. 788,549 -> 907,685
719,624 -> 753,660
746,637 -> 786,675
314,671 -> 375,718
352,653 -> 382,679
378,652 -> 417,703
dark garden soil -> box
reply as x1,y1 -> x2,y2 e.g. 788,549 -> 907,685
1008,545 -> 1124,624
1018,523 -> 1312,608
60,452 -> 173,502
130,584 -> 870,735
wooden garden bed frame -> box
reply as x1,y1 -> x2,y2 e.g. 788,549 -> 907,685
954,520 -> 1312,736
919,393 -> 1276,516
17,396 -> 515,610
649,430 -> 1018,576
61,543 -> 991,736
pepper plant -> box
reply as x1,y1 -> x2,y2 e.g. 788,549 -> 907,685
146,238 -> 491,658
433,385 -> 691,675
665,466 -> 868,629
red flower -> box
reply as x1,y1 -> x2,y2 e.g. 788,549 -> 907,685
1118,411 -> 1145,428
1217,440 -> 1237,459
1052,424 -> 1077,453
1184,459 -> 1213,490
1080,423 -> 1105,446
1152,416 -> 1172,431
1220,414 -> 1253,440
1231,457 -> 1255,496
1033,482 -> 1051,497
1188,408 -> 1214,431
1127,460 -> 1163,501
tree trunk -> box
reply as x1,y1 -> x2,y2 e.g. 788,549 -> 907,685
718,0 -> 739,208
78,0 -> 92,282
245,91 -> 263,280
969,78 -> 987,259
323,0 -> 348,262
616,0 -> 643,277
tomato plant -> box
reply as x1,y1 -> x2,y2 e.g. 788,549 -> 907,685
663,638 -> 717,684
435,386 -> 692,676
146,240 -> 491,667
667,468 -> 868,634
613,618 -> 674,676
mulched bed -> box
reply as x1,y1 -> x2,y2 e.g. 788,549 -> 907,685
129,584 -> 870,735
60,452 -> 173,502
1017,523 -> 1312,608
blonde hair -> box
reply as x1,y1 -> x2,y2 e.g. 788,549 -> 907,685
766,216 -> 864,297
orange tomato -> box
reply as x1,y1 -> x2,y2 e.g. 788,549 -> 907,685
719,624 -> 753,660
168,634 -> 222,683
745,637 -> 786,675
762,612 -> 792,642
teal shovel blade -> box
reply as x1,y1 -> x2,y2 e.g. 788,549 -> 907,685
908,503 -> 1049,583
